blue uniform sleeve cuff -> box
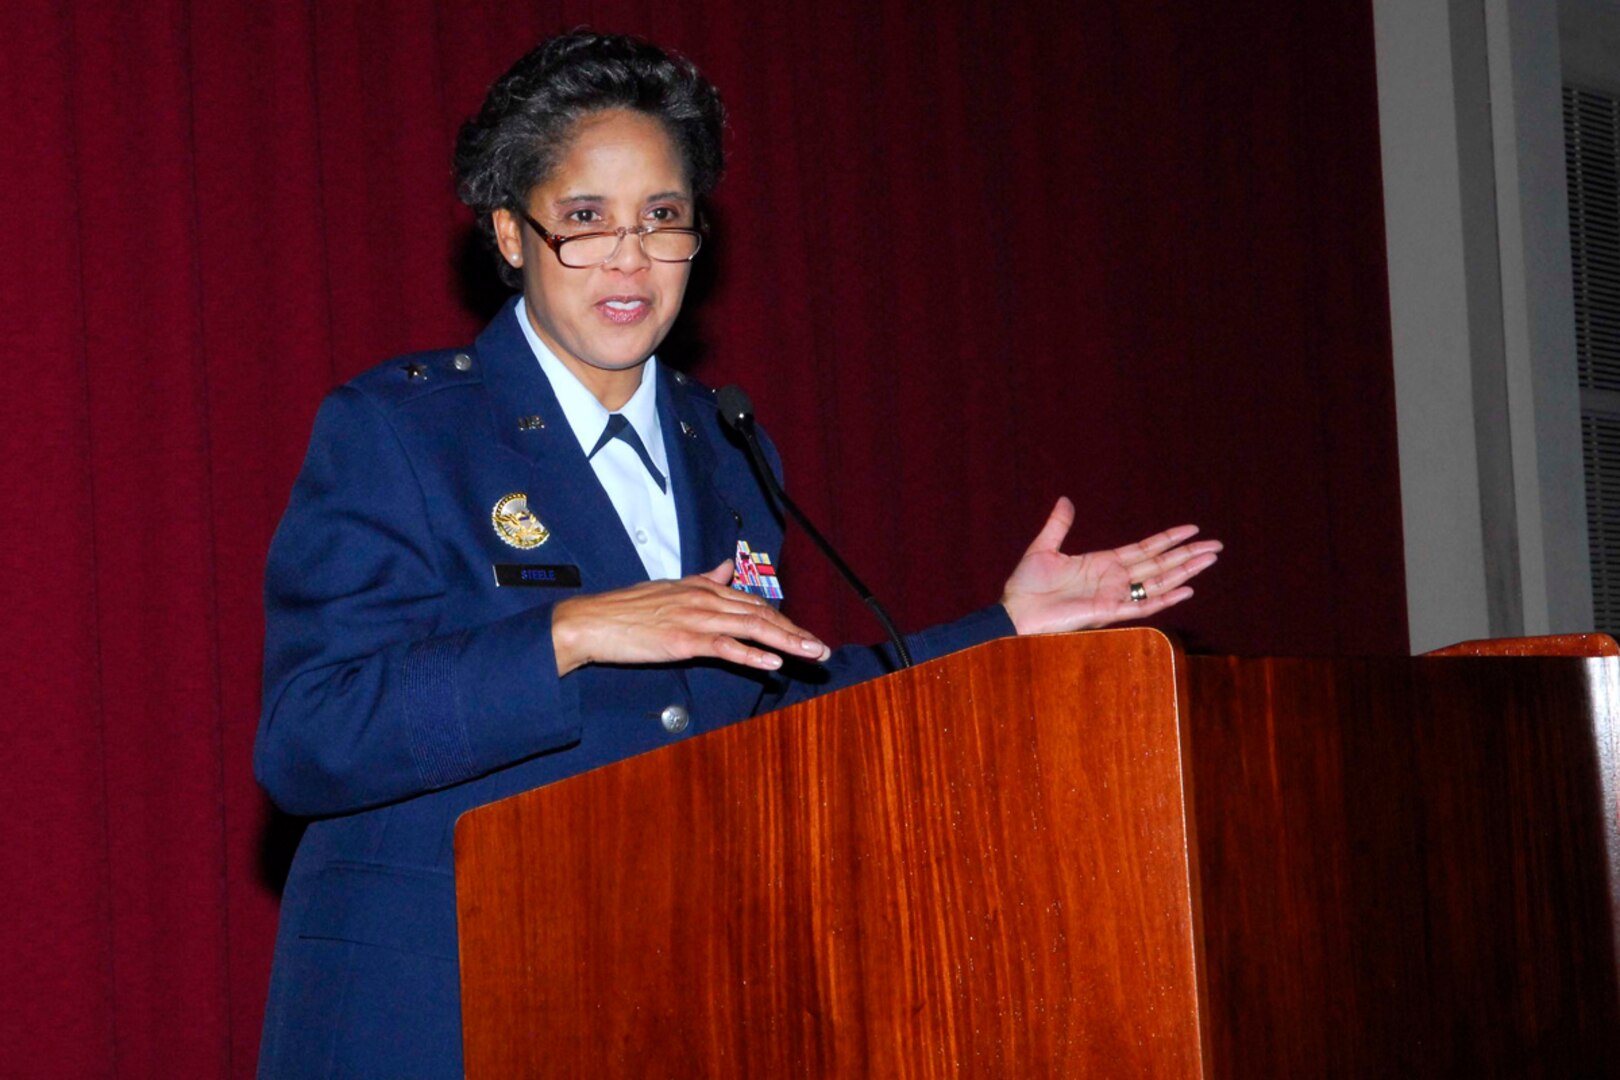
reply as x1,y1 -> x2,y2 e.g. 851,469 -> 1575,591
452,604 -> 584,768
904,603 -> 1017,665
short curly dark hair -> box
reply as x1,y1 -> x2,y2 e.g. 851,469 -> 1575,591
455,30 -> 726,289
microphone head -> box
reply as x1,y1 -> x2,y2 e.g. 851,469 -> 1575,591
715,384 -> 756,433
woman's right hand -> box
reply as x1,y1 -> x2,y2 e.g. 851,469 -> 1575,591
550,560 -> 832,676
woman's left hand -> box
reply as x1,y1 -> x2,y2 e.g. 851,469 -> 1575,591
1000,497 -> 1222,635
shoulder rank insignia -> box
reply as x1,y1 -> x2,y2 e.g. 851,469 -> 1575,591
731,540 -> 783,600
492,492 -> 550,549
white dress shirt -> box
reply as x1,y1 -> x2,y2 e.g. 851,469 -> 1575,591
517,308 -> 683,581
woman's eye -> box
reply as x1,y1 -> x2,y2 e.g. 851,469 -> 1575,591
647,206 -> 680,224
565,209 -> 601,226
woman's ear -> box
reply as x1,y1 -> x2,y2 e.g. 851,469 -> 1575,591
492,208 -> 523,267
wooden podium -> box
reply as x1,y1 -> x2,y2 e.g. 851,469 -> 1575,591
454,630 -> 1620,1077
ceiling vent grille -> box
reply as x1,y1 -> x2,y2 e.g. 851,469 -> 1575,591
1566,85 -> 1620,632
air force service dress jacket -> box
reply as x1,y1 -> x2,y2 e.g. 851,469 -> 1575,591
254,298 -> 1014,1077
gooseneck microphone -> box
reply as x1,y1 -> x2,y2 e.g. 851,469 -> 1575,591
716,385 -> 913,670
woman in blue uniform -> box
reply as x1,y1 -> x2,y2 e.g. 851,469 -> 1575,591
254,30 -> 1220,1077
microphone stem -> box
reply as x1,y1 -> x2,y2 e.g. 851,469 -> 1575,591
738,433 -> 914,669
861,596 -> 914,671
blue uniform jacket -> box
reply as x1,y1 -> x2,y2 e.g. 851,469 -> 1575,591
254,299 -> 1013,1077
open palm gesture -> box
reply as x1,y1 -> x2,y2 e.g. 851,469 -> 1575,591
1000,497 -> 1222,635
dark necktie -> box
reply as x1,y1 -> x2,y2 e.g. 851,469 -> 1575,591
588,413 -> 667,493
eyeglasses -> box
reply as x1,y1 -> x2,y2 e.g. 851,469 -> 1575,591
518,209 -> 704,268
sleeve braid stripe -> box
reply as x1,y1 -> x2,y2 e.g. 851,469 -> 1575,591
403,631 -> 478,788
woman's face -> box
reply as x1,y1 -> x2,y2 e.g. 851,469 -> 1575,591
496,109 -> 695,405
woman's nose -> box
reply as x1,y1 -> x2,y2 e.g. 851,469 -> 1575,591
603,228 -> 652,272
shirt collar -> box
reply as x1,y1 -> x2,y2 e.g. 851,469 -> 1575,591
513,296 -> 667,470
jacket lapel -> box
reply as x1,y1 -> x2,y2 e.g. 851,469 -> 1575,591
660,370 -> 774,723
659,371 -> 742,578
474,300 -> 647,593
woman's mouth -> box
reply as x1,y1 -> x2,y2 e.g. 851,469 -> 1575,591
596,296 -> 650,325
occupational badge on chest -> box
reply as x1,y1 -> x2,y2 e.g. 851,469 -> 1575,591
731,540 -> 784,600
491,492 -> 550,549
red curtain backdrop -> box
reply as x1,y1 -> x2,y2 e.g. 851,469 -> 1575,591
0,0 -> 1399,1074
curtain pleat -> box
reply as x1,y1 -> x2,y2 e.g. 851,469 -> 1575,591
0,0 -> 1401,1073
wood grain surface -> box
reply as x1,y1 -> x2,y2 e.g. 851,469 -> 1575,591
457,634 -> 1620,1077
1424,633 -> 1620,658
1188,652 -> 1620,1077
457,629 -> 1208,1078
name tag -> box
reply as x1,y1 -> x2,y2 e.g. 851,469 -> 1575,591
492,563 -> 582,588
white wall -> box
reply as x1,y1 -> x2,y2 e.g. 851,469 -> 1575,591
1372,0 -> 1595,653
